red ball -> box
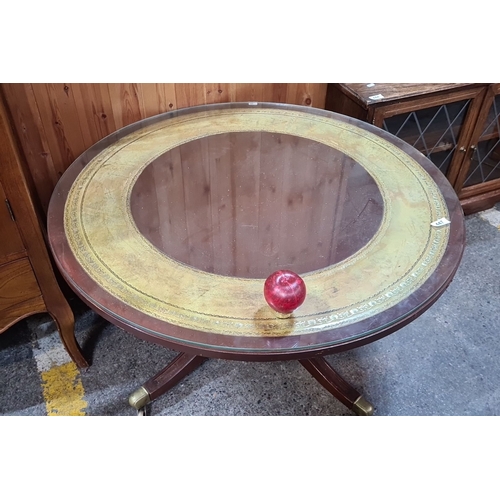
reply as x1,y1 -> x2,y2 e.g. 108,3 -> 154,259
264,270 -> 306,315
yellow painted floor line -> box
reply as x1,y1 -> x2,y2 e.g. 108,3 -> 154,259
32,330 -> 87,416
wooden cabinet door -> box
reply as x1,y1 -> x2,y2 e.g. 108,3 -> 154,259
454,84 -> 500,199
0,258 -> 45,332
372,86 -> 487,186
0,180 -> 27,265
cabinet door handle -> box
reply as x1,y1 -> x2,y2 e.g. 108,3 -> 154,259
5,199 -> 15,221
470,145 -> 477,161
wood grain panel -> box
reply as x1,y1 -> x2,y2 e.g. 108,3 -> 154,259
29,84 -> 66,178
0,258 -> 45,333
139,83 -> 177,115
129,161 -> 161,249
261,83 -> 289,103
71,83 -> 117,149
1,83 -> 328,215
156,148 -> 188,258
325,84 -> 369,121
256,133 -> 287,276
204,83 -> 232,105
208,133 -> 235,276
179,136 -> 214,270
339,83 -> 482,107
286,83 -> 327,107
1,83 -> 58,210
460,186 -> 500,214
0,296 -> 47,333
32,83 -> 87,171
0,90 -> 88,366
108,83 -> 144,129
0,181 -> 26,264
232,83 -> 264,102
174,83 -> 207,109
229,132 -> 262,277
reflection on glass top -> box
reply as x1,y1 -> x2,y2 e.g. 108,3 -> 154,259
130,131 -> 383,279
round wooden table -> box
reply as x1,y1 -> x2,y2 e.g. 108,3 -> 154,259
47,103 -> 465,415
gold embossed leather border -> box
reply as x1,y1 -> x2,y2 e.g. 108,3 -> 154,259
64,108 -> 450,337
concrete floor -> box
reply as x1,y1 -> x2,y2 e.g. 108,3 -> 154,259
1,205 -> 500,416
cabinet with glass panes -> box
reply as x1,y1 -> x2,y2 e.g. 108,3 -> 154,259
325,83 -> 500,214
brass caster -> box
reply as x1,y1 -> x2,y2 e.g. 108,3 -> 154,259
129,386 -> 151,410
352,395 -> 374,416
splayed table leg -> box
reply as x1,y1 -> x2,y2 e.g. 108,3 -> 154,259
299,357 -> 374,416
129,352 -> 207,412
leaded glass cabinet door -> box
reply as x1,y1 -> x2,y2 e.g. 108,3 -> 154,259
456,84 -> 500,198
372,87 -> 486,186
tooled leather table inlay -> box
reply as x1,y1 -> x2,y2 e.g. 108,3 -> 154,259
64,108 -> 450,337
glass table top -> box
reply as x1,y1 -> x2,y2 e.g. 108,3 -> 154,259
130,131 -> 384,278
47,103 -> 465,359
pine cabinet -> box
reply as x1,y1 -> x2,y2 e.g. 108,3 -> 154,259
0,91 -> 88,368
325,83 -> 500,214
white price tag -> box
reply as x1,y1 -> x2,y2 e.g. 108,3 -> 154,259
431,217 -> 451,227
367,83 -> 375,87
368,94 -> 384,100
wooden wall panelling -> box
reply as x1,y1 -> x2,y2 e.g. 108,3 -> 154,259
286,83 -> 327,108
257,133 -> 286,279
31,83 -> 87,173
139,83 -> 177,115
261,83 -> 289,104
1,83 -> 58,212
151,148 -> 189,263
209,133 -> 236,277
314,154 -> 349,269
107,83 -> 144,129
278,136 -> 315,273
302,140 -> 342,271
1,83 -> 328,217
229,84 -> 262,103
231,132 -> 262,277
71,83 -> 118,149
204,83 -> 234,105
130,161 -> 161,250
328,156 -> 365,265
174,83 -> 209,110
70,84 -> 97,150
272,134 -> 295,273
179,136 -> 214,270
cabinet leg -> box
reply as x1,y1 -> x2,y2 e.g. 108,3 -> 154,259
299,357 -> 374,415
49,306 -> 89,369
